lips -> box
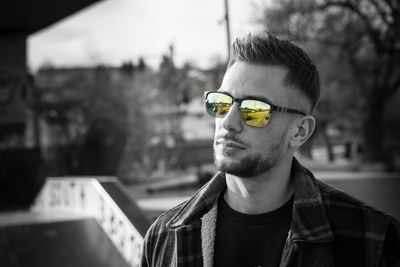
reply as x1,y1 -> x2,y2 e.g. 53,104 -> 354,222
216,138 -> 246,150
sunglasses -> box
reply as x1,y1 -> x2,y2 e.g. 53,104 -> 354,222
204,91 -> 306,127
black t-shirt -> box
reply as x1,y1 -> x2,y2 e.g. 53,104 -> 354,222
214,193 -> 293,267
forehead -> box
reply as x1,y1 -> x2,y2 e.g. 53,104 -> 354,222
220,62 -> 293,106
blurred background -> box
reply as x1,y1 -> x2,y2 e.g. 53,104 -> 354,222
1,0 -> 400,228
1,1 -> 399,266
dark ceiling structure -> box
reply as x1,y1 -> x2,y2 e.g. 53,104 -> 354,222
0,0 -> 100,34
0,0 -> 102,210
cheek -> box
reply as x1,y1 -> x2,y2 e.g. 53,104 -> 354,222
214,118 -> 224,132
248,127 -> 287,151
215,118 -> 221,129
242,128 -> 269,150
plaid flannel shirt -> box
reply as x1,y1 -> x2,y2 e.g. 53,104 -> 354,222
140,158 -> 400,267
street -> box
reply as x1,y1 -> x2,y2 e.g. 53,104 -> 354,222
133,171 -> 400,221
320,173 -> 400,219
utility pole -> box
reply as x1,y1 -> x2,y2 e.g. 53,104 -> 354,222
224,0 -> 231,59
168,43 -> 175,67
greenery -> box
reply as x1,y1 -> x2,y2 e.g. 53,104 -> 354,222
256,0 -> 400,167
34,54 -> 226,180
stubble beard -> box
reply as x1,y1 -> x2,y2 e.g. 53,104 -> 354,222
213,141 -> 283,178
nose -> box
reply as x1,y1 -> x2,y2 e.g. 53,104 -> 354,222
220,102 -> 244,133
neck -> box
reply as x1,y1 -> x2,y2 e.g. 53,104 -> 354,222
224,156 -> 294,214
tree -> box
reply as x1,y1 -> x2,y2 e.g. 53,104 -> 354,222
258,0 -> 400,165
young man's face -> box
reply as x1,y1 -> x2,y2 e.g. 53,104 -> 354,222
213,61 -> 306,177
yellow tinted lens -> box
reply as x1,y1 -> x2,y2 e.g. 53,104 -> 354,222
206,92 -> 232,117
240,100 -> 271,126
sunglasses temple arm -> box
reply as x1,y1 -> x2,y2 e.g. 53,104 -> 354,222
272,106 -> 306,116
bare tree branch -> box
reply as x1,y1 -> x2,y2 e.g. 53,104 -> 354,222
386,61 -> 400,100
366,0 -> 391,25
319,0 -> 383,53
383,0 -> 397,11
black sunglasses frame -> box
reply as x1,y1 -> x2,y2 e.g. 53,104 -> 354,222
204,90 -> 306,126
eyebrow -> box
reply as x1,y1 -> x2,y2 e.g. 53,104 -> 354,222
218,89 -> 277,105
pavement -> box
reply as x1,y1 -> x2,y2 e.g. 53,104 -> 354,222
0,160 -> 397,266
125,160 -> 400,221
0,218 -> 130,267
323,177 -> 400,219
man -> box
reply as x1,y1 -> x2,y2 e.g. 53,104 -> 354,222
140,32 -> 400,266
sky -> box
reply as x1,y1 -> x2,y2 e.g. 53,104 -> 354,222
28,0 -> 267,72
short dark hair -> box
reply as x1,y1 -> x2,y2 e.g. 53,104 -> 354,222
227,32 -> 320,113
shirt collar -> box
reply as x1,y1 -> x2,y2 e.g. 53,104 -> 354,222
166,158 -> 335,243
166,171 -> 226,229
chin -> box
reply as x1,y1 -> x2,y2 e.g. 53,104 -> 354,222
215,155 -> 238,169
214,148 -> 244,164
214,153 -> 251,177
214,150 -> 238,167
213,149 -> 281,178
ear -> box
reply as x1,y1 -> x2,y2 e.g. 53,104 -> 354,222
289,115 -> 316,149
